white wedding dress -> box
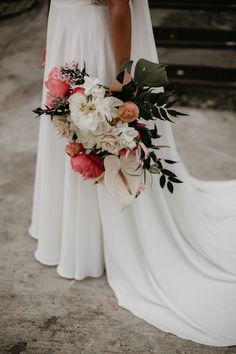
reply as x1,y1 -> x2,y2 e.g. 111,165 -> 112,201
29,0 -> 236,346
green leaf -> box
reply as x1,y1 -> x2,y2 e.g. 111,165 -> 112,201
152,92 -> 173,106
164,159 -> 177,164
168,177 -> 183,183
151,106 -> 165,120
160,107 -> 174,123
162,169 -> 177,178
167,109 -> 188,117
116,71 -> 125,84
149,151 -> 157,162
164,99 -> 179,108
157,160 -> 163,169
167,181 -> 174,193
116,60 -> 134,84
120,60 -> 133,74
134,59 -> 169,88
160,174 -> 166,188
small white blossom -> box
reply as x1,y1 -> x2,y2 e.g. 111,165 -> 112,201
112,122 -> 138,149
83,76 -> 100,96
94,96 -> 123,122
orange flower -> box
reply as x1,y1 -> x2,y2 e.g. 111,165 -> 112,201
118,102 -> 139,123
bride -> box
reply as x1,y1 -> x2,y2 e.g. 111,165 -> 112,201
29,0 -> 236,346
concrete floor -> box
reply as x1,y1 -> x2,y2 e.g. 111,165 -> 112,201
0,5 -> 236,354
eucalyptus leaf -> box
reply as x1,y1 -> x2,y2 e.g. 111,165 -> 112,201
149,151 -> 157,162
160,107 -> 174,122
164,159 -> 177,164
168,177 -> 183,183
168,109 -> 188,117
152,106 -> 164,120
164,99 -> 179,108
162,169 -> 177,178
160,174 -> 166,188
167,181 -> 174,193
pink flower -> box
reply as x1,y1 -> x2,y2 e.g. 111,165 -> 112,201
135,123 -> 146,140
118,101 -> 139,123
45,67 -> 70,97
70,87 -> 85,97
135,123 -> 146,128
65,142 -> 84,157
71,153 -> 105,180
119,148 -> 137,156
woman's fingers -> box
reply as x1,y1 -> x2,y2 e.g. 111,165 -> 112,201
110,78 -> 123,92
110,71 -> 133,92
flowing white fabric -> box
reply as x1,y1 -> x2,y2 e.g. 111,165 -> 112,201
29,0 -> 236,346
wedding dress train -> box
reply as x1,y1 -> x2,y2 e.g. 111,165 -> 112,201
29,0 -> 236,346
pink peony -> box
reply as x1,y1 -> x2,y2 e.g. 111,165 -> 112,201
65,142 -> 84,157
118,101 -> 139,123
70,87 -> 85,97
71,153 -> 105,180
45,67 -> 70,97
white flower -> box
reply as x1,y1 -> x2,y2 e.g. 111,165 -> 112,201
98,134 -> 120,155
76,130 -> 97,149
84,76 -> 100,96
94,96 -> 123,122
69,92 -> 111,134
112,122 -> 138,149
104,154 -> 143,207
52,116 -> 71,138
68,91 -> 86,114
91,85 -> 106,99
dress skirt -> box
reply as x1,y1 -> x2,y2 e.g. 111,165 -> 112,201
29,0 -> 236,346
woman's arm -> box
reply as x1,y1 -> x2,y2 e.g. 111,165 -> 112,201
108,0 -> 131,74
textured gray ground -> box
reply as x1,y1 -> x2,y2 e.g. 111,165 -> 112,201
0,5 -> 236,354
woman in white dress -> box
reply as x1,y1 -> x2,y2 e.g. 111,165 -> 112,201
29,0 -> 236,346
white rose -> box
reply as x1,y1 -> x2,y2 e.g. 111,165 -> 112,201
74,111 -> 111,135
76,130 -> 97,149
68,91 -> 86,110
52,116 -> 71,138
100,134 -> 120,155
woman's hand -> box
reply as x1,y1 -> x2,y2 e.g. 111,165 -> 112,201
110,70 -> 133,92
107,0 -> 131,75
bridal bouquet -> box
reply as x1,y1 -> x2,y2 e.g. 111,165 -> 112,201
34,59 -> 186,206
